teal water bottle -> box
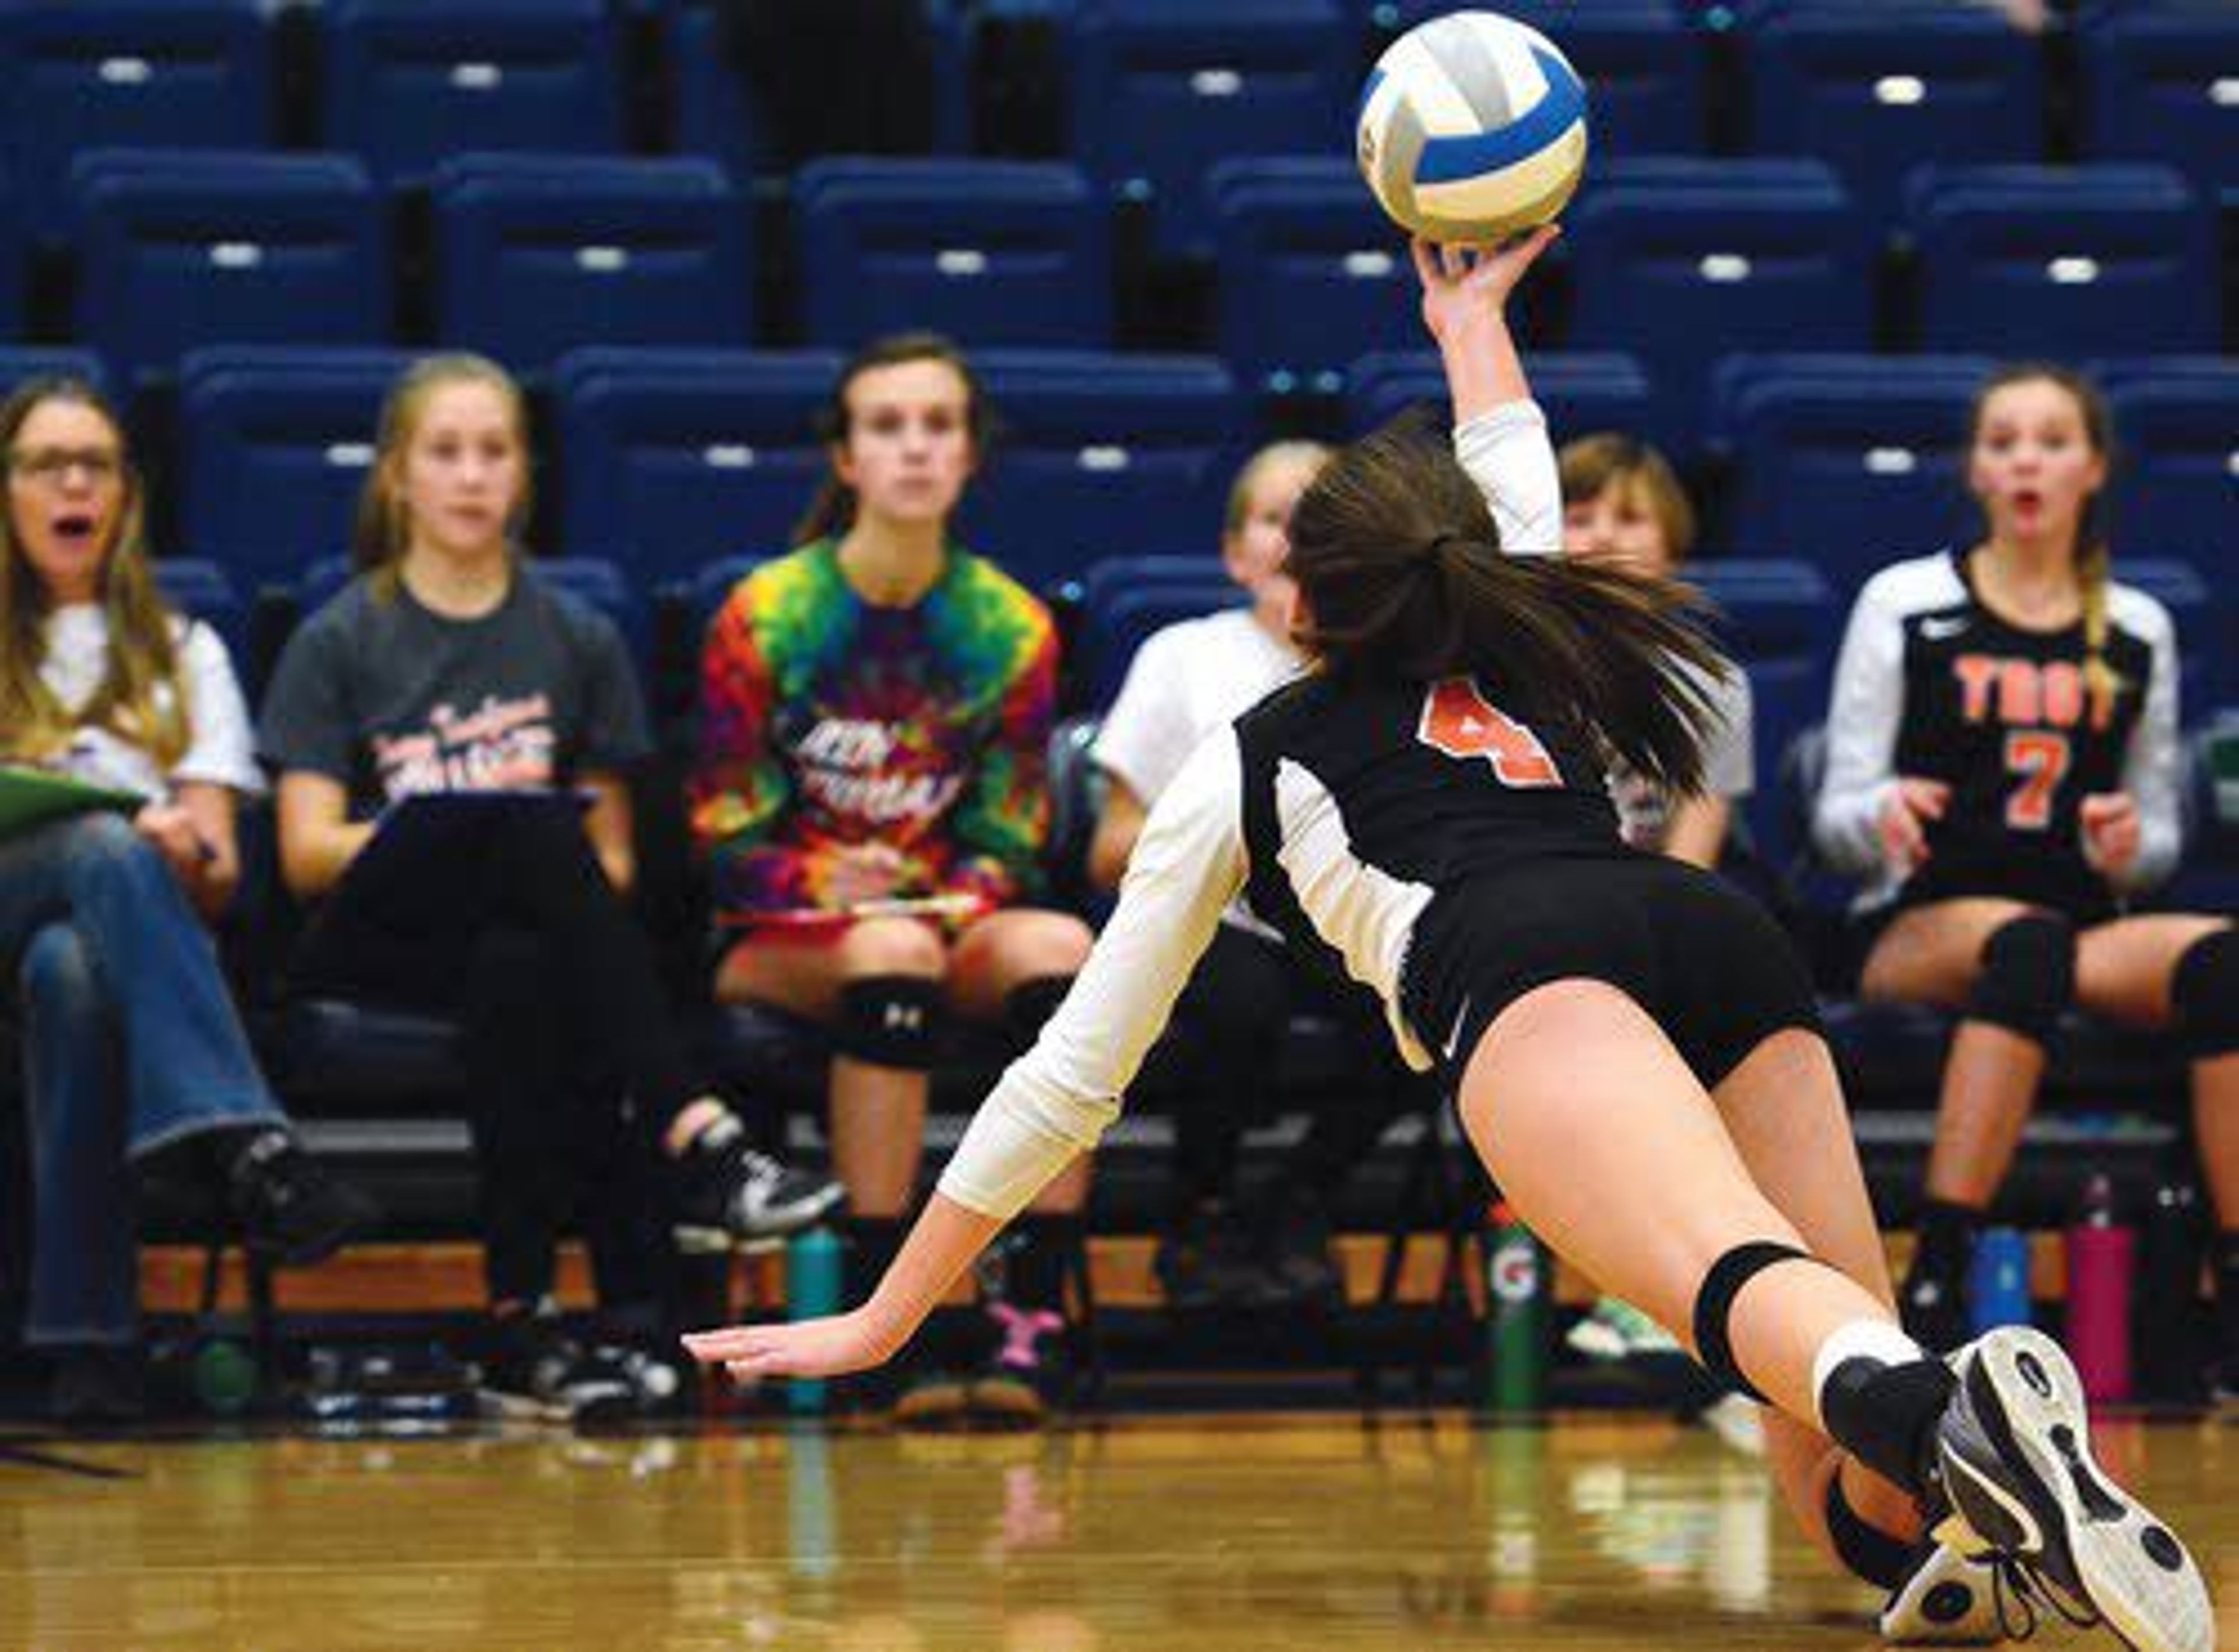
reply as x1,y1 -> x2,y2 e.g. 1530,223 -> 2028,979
786,1226 -> 843,1415
1487,1203 -> 1549,1414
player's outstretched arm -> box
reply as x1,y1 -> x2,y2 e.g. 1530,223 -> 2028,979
1412,226 -> 1558,427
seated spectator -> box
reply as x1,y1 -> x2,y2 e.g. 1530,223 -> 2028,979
691,333 -> 1093,1425
1088,440 -> 1420,1312
0,378 -> 376,1423
1813,363 -> 2237,1393
1558,432 -> 1762,1444
259,354 -> 839,1421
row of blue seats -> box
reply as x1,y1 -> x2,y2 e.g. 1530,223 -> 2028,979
18,150 -> 2230,392
19,341 -> 2222,596
148,546 -> 2234,881
0,1 -> 2227,256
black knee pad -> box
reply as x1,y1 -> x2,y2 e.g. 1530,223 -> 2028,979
835,975 -> 945,1070
1693,1240 -> 1820,1405
1824,1474 -> 1914,1590
1002,975 -> 1074,1052
1967,912 -> 2076,1046
2172,928 -> 2239,1062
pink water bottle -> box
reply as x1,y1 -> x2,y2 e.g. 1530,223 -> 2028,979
2065,1173 -> 2134,1404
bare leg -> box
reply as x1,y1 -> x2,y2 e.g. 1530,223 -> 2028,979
1454,982 -> 1904,1428
1862,899 -> 2047,1208
2079,915 -> 2239,1224
718,917 -> 943,1219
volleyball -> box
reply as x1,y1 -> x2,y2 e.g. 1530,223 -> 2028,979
1355,10 -> 1589,245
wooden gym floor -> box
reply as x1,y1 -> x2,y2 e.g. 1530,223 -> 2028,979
2,1411 -> 2234,1649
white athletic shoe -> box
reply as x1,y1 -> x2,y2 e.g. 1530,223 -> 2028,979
1880,1543 -> 2005,1644
1929,1326 -> 2215,1652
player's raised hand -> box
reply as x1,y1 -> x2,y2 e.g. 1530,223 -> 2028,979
1411,224 -> 1559,340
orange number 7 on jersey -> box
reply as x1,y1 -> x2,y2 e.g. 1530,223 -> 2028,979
1416,678 -> 1561,787
2003,730 -> 2071,831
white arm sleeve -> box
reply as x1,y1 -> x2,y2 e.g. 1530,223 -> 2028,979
2109,603 -> 2184,894
1453,400 -> 1561,558
1813,578 -> 1907,876
936,729 -> 1250,1220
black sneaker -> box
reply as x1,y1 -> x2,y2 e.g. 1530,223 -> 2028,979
966,1303 -> 1069,1426
478,1307 -> 663,1426
1255,1188 -> 1345,1311
1156,1203 -> 1283,1312
47,1345 -> 148,1428
1899,1248 -> 1971,1355
227,1131 -> 381,1266
1928,1326 -> 2212,1652
670,1120 -> 844,1253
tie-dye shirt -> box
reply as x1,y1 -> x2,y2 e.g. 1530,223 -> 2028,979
692,540 -> 1058,923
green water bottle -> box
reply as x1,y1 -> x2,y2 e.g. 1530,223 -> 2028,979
1486,1203 -> 1549,1414
192,1337 -> 259,1418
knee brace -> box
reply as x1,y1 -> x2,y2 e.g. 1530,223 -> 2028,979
2172,928 -> 2239,1063
1824,1474 -> 1914,1590
1967,912 -> 2076,1046
1002,975 -> 1074,1053
835,975 -> 945,1071
1693,1240 -> 1820,1405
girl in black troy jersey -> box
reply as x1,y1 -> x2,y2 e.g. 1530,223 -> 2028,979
687,241 -> 2210,1652
1815,364 -> 2239,1383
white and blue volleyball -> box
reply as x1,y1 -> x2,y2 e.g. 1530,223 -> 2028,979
1356,10 -> 1589,245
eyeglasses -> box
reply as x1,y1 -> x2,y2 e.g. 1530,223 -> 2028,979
8,448 -> 123,486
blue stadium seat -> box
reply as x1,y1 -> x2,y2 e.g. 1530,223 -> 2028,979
1567,159 -> 1873,416
1690,557 -> 1840,867
1906,164 -> 2218,357
553,347 -> 844,590
431,154 -> 749,373
0,346 -> 106,398
1741,2 -> 2041,229
1711,353 -> 1994,584
1211,159 -> 1416,392
1375,1 -> 1705,157
2168,715 -> 2239,916
2080,6 -> 2239,203
1065,0 -> 1354,258
1346,350 -> 1669,456
150,556 -> 246,658
793,159 -> 1111,349
318,0 -> 622,187
1075,560 -> 1244,709
686,553 -> 770,652
2093,357 -> 2239,565
2119,556 -> 2224,715
0,0 -> 274,230
68,150 -> 385,387
961,352 -> 1244,594
177,347 -> 416,593
667,3 -> 974,178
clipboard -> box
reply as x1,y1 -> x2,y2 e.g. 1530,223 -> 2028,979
0,764 -> 147,842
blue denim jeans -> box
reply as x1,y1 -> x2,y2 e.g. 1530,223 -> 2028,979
2,813 -> 283,1347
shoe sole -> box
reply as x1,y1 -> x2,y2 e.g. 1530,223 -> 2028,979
1939,1326 -> 2213,1652
892,1376 -> 973,1429
965,1375 -> 1047,1428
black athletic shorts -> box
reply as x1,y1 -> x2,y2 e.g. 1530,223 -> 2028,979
1399,852 -> 1824,1094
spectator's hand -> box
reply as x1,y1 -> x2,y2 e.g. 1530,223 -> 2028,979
134,802 -> 212,884
1412,226 -> 1559,344
2080,792 -> 2141,879
1877,778 -> 1950,873
826,842 -> 908,910
684,1308 -> 897,1384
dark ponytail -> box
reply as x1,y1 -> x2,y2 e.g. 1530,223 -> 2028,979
1287,414 -> 1729,797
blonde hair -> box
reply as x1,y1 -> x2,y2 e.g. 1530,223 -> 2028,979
1223,440 -> 1332,539
0,379 -> 189,771
354,353 -> 533,594
1557,434 -> 1698,563
1968,364 -> 2121,727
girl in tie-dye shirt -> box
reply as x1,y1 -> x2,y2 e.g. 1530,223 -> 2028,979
691,333 -> 1092,1425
